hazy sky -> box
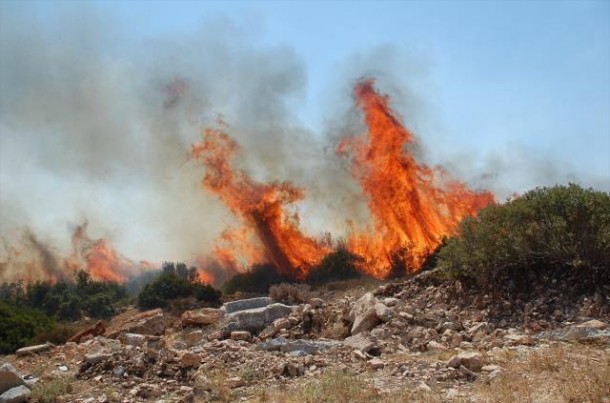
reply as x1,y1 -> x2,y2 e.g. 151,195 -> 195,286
0,0 -> 608,265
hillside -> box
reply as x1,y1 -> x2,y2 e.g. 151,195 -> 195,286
1,270 -> 608,403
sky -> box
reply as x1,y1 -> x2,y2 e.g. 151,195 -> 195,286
0,1 -> 608,267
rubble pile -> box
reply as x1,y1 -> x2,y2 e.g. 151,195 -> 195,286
1,273 -> 609,402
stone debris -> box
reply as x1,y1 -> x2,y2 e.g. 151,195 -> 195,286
0,385 -> 31,403
2,272 -> 608,402
68,321 -> 106,344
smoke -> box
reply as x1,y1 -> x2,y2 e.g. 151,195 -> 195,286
0,5 -> 322,280
0,5 -> 605,282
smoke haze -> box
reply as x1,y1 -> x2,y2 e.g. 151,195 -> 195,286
0,5 -> 606,282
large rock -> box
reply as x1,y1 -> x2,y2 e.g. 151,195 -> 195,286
221,297 -> 272,314
343,333 -> 377,354
222,303 -> 297,333
181,308 -> 223,327
0,385 -> 31,403
279,339 -> 341,355
108,309 -> 166,337
0,364 -> 25,394
447,351 -> 485,372
350,293 -> 381,335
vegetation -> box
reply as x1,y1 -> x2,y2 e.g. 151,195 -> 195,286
438,184 -> 610,295
269,282 -> 311,304
306,245 -> 363,284
0,300 -> 55,354
222,263 -> 292,295
137,262 -> 221,309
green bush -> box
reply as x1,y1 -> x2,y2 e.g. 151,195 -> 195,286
439,184 -> 610,293
137,270 -> 221,310
0,300 -> 55,354
306,245 -> 363,284
222,263 -> 292,295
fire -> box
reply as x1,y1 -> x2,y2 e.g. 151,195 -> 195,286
191,130 -> 330,280
66,222 -> 152,282
339,80 -> 495,277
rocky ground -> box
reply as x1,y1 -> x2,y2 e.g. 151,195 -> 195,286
1,271 -> 609,402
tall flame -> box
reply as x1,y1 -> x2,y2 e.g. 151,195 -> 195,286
340,80 -> 494,277
191,130 -> 330,280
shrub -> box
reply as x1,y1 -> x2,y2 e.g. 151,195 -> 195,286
269,283 -> 311,304
0,300 -> 55,354
137,271 -> 221,310
439,184 -> 610,294
306,246 -> 363,284
222,263 -> 291,295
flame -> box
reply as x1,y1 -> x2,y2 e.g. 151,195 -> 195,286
339,80 -> 495,277
191,129 -> 330,280
67,222 -> 153,282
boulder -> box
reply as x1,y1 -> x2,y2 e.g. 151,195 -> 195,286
230,331 -> 251,341
120,333 -> 147,347
447,351 -> 485,372
350,293 -> 381,335
108,309 -> 166,337
222,303 -> 297,333
367,358 -> 385,370
179,352 -> 201,368
221,297 -> 272,314
85,352 -> 113,365
67,321 -> 105,344
575,319 -> 608,330
374,303 -> 394,323
279,339 -> 341,355
180,308 -> 222,327
0,385 -> 31,403
0,364 -> 25,395
184,330 -> 205,346
257,336 -> 290,352
343,333 -> 377,354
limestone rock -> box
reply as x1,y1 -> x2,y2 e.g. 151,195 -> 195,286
14,343 -> 52,357
230,331 -> 251,341
447,351 -> 485,372
0,385 -> 31,403
0,364 -> 25,395
350,293 -> 381,335
221,297 -> 272,314
223,303 -> 297,333
180,308 -> 222,327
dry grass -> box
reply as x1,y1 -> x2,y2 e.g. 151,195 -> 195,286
471,343 -> 610,403
269,283 -> 312,304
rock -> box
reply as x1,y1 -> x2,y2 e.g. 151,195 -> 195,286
121,333 -> 146,347
0,363 -> 25,394
85,352 -> 113,365
226,377 -> 245,388
350,293 -> 381,335
180,308 -> 222,327
108,309 -> 166,337
279,340 -> 341,355
283,362 -> 305,377
343,333 -> 377,354
446,388 -> 459,399
374,303 -> 394,323
352,350 -> 367,361
383,297 -> 398,307
417,382 -> 432,392
67,321 -> 105,343
272,318 -> 292,332
504,334 -> 535,346
185,330 -> 205,346
0,385 -> 31,403
223,303 -> 297,333
447,351 -> 485,372
14,343 -> 52,356
427,341 -> 447,351
367,358 -> 385,370
538,325 -> 610,342
481,365 -> 502,372
230,331 -> 251,341
257,336 -> 290,352
576,319 -> 608,330
179,352 -> 201,368
221,297 -> 272,314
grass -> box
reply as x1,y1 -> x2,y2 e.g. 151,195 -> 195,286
470,343 -> 610,403
29,377 -> 73,403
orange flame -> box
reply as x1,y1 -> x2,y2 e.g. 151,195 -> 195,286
339,80 -> 495,277
192,130 -> 330,280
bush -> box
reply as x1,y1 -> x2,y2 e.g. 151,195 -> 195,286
137,271 -> 221,310
269,283 -> 311,304
439,184 -> 610,294
0,300 -> 55,354
222,263 -> 292,295
306,246 -> 363,284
